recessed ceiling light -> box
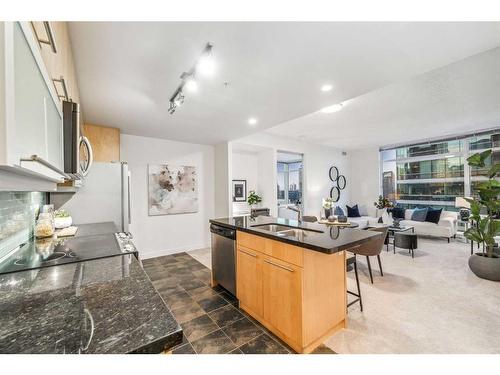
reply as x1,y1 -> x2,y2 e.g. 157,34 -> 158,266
185,78 -> 198,92
321,84 -> 333,92
321,103 -> 343,113
248,118 -> 258,126
197,55 -> 216,76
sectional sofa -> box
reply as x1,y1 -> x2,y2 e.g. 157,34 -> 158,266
340,205 -> 458,242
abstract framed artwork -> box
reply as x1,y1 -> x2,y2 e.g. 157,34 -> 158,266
148,164 -> 198,215
232,180 -> 247,202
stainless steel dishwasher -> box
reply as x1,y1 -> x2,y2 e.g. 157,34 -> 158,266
210,223 -> 237,296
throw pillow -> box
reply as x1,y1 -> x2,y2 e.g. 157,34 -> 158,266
347,204 -> 361,217
411,207 -> 428,222
425,208 -> 442,224
391,207 -> 405,219
334,206 -> 344,216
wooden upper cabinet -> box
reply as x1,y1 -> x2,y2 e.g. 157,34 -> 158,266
30,22 -> 80,104
82,123 -> 121,163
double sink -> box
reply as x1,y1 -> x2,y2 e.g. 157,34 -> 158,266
251,223 -> 324,239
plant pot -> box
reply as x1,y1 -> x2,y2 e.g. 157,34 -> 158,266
54,216 -> 72,229
468,253 -> 500,281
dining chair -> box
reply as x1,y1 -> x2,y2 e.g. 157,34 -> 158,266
350,226 -> 388,283
301,215 -> 318,223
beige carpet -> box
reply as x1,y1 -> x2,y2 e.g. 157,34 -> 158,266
188,237 -> 500,354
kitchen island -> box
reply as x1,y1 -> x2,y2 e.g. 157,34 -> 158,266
0,254 -> 182,353
209,216 -> 380,353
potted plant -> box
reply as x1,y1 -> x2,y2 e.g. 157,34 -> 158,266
322,198 -> 335,219
464,149 -> 500,281
247,191 -> 262,215
373,195 -> 394,217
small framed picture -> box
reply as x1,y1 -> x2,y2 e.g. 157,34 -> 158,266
232,180 -> 247,202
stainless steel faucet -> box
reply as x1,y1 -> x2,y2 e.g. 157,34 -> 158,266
287,205 -> 301,223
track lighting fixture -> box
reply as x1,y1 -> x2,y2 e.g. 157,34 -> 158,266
168,42 -> 214,115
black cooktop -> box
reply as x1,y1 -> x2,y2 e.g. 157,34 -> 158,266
0,233 -> 134,275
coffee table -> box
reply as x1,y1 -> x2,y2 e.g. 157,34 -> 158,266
386,226 -> 414,252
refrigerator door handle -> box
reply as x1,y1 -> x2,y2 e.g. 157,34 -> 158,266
127,172 -> 131,225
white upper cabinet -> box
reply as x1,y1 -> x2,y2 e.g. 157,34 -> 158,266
0,22 -> 65,184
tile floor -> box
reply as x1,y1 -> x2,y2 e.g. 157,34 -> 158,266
142,252 -> 334,354
186,237 -> 500,354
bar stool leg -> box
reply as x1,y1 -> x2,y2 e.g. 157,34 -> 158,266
366,256 -> 373,284
353,258 -> 363,311
377,254 -> 383,276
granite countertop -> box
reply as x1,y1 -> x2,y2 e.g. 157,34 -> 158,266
74,222 -> 119,237
210,216 -> 381,254
0,254 -> 182,354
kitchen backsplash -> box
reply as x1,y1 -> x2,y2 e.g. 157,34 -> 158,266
0,191 -> 47,261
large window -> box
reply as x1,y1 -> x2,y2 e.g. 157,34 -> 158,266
381,131 -> 500,210
396,157 -> 464,180
277,159 -> 303,206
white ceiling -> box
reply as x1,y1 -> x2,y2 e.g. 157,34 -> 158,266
267,46 -> 500,150
68,22 -> 500,145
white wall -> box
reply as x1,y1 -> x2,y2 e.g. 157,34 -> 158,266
231,133 -> 349,218
348,147 -> 380,217
214,142 -> 232,218
257,148 -> 277,216
121,134 -> 215,259
231,151 -> 259,215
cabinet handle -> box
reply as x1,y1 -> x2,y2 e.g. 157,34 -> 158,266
32,21 -> 58,53
238,248 -> 257,258
53,76 -> 69,101
20,154 -> 70,179
264,259 -> 294,273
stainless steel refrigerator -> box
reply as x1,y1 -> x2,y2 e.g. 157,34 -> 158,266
51,162 -> 131,232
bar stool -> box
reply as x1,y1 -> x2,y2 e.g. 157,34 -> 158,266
394,232 -> 418,258
346,254 -> 363,311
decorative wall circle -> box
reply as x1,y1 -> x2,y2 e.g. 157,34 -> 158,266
329,226 -> 340,239
330,186 -> 340,202
329,166 -> 339,182
337,175 -> 346,190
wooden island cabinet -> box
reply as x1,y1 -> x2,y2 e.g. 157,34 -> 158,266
236,231 -> 347,353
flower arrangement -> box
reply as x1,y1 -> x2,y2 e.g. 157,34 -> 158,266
322,198 -> 335,210
373,195 -> 394,209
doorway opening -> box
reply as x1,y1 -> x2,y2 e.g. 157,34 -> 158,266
277,151 -> 304,219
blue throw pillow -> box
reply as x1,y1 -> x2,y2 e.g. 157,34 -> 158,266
411,207 -> 428,222
390,207 -> 405,219
425,208 -> 442,224
347,204 -> 361,218
334,206 -> 344,216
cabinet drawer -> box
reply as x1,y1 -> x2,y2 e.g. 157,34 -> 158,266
237,231 -> 303,267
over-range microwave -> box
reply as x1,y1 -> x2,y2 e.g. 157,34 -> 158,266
62,101 -> 93,179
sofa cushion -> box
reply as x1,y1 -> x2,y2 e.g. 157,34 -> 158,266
405,209 -> 415,220
400,219 -> 452,237
391,207 -> 405,219
334,206 -> 345,216
349,216 -> 370,229
411,208 -> 428,222
425,208 -> 442,224
347,204 -> 361,217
